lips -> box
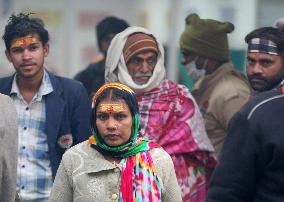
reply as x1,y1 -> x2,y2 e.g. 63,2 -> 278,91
21,63 -> 36,67
248,76 -> 270,91
105,134 -> 120,140
134,76 -> 150,84
250,77 -> 269,86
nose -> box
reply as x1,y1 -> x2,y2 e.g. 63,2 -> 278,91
140,61 -> 150,73
105,118 -> 118,131
22,49 -> 32,60
251,62 -> 263,75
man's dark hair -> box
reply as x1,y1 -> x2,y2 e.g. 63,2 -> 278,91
245,27 -> 284,50
2,12 -> 49,50
96,16 -> 129,47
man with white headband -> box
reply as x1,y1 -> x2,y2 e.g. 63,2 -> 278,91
105,26 -> 216,202
245,27 -> 284,93
207,28 -> 284,202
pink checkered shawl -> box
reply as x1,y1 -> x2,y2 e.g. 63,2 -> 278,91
136,79 -> 216,202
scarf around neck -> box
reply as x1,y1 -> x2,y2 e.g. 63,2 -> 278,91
88,136 -> 162,202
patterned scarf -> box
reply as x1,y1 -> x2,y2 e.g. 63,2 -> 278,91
119,140 -> 161,202
248,38 -> 284,56
89,136 -> 161,202
136,79 -> 216,202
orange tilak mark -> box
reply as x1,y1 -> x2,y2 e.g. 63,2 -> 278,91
11,35 -> 39,49
99,103 -> 124,113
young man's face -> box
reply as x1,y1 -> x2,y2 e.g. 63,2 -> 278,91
5,34 -> 49,80
246,52 -> 284,92
126,50 -> 157,85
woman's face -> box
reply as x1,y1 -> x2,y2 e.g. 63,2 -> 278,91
96,99 -> 132,147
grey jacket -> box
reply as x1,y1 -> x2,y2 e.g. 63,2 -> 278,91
0,93 -> 18,202
49,141 -> 182,202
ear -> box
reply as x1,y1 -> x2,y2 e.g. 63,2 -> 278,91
43,43 -> 50,57
5,50 -> 12,63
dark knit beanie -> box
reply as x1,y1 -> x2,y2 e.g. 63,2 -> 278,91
96,16 -> 129,45
179,13 -> 234,61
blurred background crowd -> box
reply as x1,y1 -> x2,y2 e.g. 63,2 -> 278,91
0,0 -> 283,90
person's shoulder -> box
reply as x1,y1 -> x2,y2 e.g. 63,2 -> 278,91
0,93 -> 11,101
150,147 -> 175,177
156,79 -> 196,104
0,93 -> 16,113
0,75 -> 13,82
74,61 -> 105,79
150,147 -> 173,163
50,72 -> 85,89
240,88 -> 284,120
62,141 -> 92,159
215,65 -> 249,88
209,69 -> 250,101
162,79 -> 191,94
0,74 -> 14,89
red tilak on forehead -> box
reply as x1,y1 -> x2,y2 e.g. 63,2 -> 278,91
99,103 -> 125,113
108,105 -> 114,113
11,35 -> 39,49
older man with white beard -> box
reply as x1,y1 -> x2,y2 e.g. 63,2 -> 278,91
104,26 -> 216,202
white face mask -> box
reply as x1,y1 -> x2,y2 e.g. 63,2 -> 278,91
185,60 -> 206,81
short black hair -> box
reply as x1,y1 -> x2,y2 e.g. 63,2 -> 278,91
245,27 -> 284,50
96,16 -> 129,46
2,12 -> 49,50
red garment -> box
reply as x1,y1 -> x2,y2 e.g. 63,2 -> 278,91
137,79 -> 216,202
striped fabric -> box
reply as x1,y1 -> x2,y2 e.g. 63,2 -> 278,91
136,79 -> 216,202
248,38 -> 284,56
10,71 -> 53,201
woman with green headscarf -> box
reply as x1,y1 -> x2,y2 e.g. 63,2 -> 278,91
49,82 -> 182,202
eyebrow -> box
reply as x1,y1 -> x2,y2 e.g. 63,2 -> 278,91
247,56 -> 274,63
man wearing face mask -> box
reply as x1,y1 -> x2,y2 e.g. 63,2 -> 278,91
179,14 -> 250,157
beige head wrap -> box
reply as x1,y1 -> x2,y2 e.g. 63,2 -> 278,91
105,26 -> 166,92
